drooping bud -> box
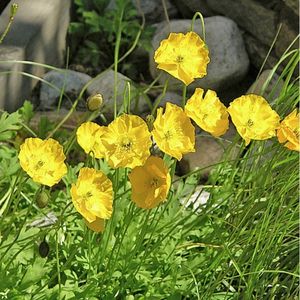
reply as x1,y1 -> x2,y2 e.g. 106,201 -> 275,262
87,94 -> 103,111
36,190 -> 50,208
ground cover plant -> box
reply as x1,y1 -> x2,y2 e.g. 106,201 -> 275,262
0,4 -> 299,300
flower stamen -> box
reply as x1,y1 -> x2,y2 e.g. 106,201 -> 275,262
34,160 -> 44,170
175,55 -> 184,63
247,119 -> 254,127
150,178 -> 159,188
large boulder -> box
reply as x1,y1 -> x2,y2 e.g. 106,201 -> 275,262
39,70 -> 92,110
87,70 -> 150,118
172,0 -> 214,17
179,124 -> 240,177
149,17 -> 249,93
206,0 -> 277,46
246,69 -> 284,103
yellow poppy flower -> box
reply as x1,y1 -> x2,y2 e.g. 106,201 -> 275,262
227,94 -> 280,145
71,168 -> 113,227
154,31 -> 210,85
129,156 -> 171,209
18,138 -> 67,187
185,88 -> 229,137
152,102 -> 195,160
101,114 -> 152,169
76,122 -> 107,159
277,109 -> 300,152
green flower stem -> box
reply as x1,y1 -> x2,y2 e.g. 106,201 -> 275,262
113,5 -> 124,119
182,83 -> 187,107
55,231 -> 62,300
191,12 -> 206,42
151,77 -> 169,115
0,3 -> 18,44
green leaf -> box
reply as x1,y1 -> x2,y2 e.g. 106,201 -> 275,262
0,111 -> 22,141
19,257 -> 47,290
18,100 -> 34,124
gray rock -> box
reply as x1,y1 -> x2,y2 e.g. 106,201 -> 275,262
206,0 -> 277,46
135,0 -> 178,23
106,0 -> 177,23
149,17 -> 249,92
154,91 -> 182,108
244,34 -> 278,71
0,0 -> 71,112
87,70 -> 150,117
180,185 -> 211,213
179,124 -> 240,177
172,0 -> 214,17
247,69 -> 284,103
275,21 -> 298,58
40,70 -> 92,109
29,212 -> 58,228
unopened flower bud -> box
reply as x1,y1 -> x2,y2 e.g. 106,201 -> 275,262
36,190 -> 50,208
87,94 -> 103,111
10,3 -> 18,17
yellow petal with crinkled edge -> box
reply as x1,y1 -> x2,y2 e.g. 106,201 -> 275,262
18,138 -> 67,187
185,88 -> 229,137
152,102 -> 195,160
277,109 -> 300,152
101,114 -> 152,169
154,32 -> 210,85
76,121 -> 107,159
71,167 -> 113,229
129,156 -> 171,209
228,94 -> 280,145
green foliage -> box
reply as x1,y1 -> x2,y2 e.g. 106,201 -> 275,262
0,111 -> 22,141
0,17 -> 299,300
69,0 -> 154,69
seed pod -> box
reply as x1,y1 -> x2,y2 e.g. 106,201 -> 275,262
39,239 -> 50,258
36,190 -> 50,208
87,94 -> 103,111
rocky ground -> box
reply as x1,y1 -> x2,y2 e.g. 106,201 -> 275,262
30,0 -> 297,185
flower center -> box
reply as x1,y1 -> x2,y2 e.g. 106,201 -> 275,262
164,130 -> 172,140
247,119 -> 254,127
121,138 -> 133,152
34,160 -> 44,170
150,178 -> 159,188
175,55 -> 184,63
86,191 -> 93,198
202,113 -> 208,121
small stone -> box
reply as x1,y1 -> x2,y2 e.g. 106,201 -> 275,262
40,70 -> 92,110
29,212 -> 58,228
149,17 -> 249,92
180,185 -> 210,213
179,124 -> 240,177
87,70 -> 150,118
30,109 -> 85,130
247,69 -> 284,103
